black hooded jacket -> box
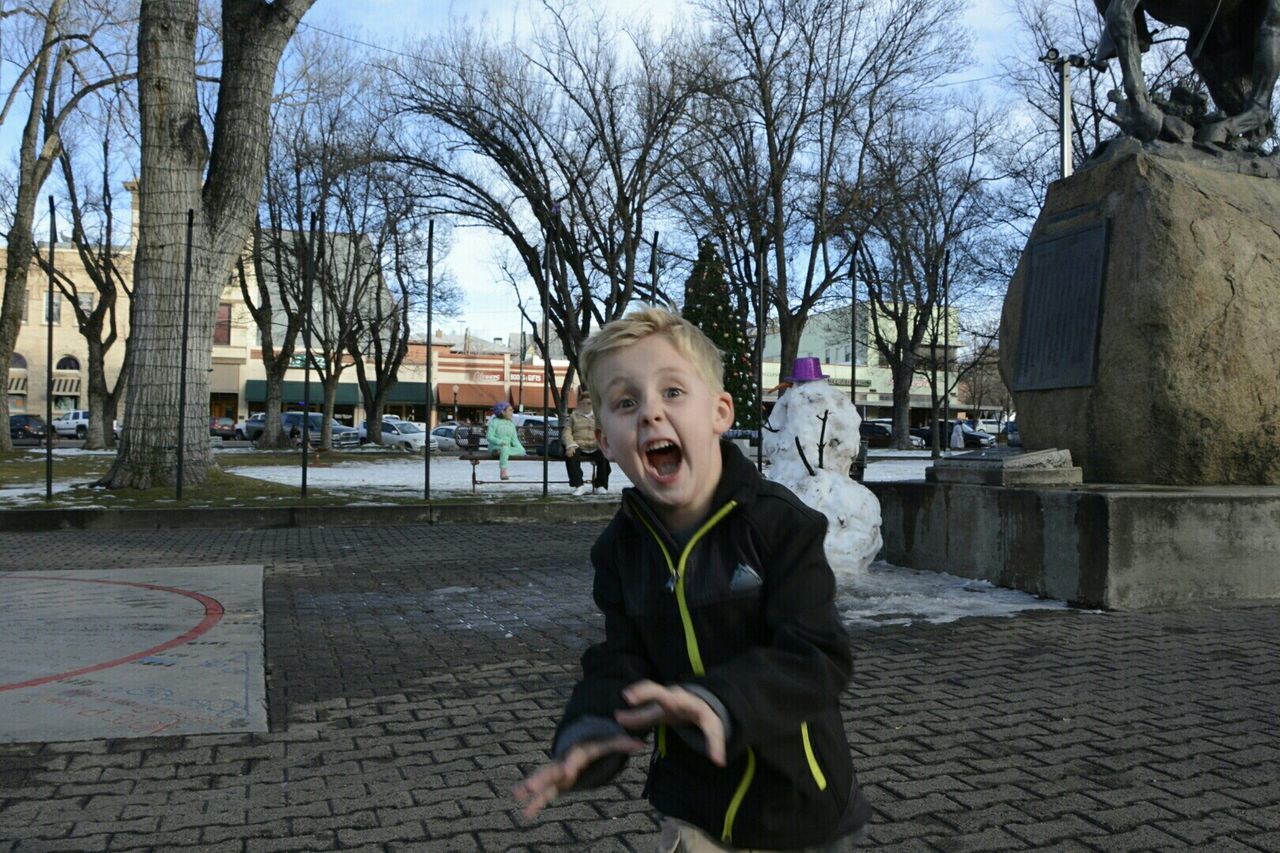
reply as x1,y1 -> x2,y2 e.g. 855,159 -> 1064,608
553,442 -> 870,849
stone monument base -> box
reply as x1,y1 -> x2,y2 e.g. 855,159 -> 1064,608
869,481 -> 1280,610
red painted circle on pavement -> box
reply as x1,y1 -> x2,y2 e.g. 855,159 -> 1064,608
0,576 -> 225,692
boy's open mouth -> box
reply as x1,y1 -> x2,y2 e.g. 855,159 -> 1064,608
644,439 -> 683,480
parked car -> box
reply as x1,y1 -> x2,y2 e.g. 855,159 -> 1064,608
859,420 -> 893,448
975,418 -> 1003,436
911,420 -> 997,449
857,420 -> 924,449
9,414 -> 55,446
51,410 -> 92,439
358,419 -> 437,453
452,423 -> 489,452
209,416 -> 236,440
516,414 -> 565,459
431,424 -> 464,452
864,419 -> 926,449
1000,420 -> 1022,447
234,413 -> 264,440
244,412 -> 360,448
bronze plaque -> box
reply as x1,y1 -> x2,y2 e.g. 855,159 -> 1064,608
1014,221 -> 1109,391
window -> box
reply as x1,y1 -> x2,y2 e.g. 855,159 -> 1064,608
44,292 -> 61,324
77,293 -> 94,314
56,355 -> 80,371
10,354 -> 26,370
213,302 -> 232,345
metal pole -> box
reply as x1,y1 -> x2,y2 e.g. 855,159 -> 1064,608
542,229 -> 550,498
942,249 -> 951,453
1059,61 -> 1073,179
849,247 -> 858,411
302,213 -> 315,498
424,219 -> 434,501
518,328 -> 526,413
755,235 -> 765,473
177,209 -> 193,500
45,197 -> 55,502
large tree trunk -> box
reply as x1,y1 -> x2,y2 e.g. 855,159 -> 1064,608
0,234 -> 35,455
84,335 -> 111,449
774,312 -> 805,390
257,373 -> 288,449
891,357 -> 916,451
101,0 -> 311,488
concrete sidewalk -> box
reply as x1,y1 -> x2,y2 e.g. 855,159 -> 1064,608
1,523 -> 1277,851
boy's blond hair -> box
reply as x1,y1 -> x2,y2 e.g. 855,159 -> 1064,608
579,306 -> 725,402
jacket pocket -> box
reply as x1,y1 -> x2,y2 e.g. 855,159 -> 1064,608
800,721 -> 827,791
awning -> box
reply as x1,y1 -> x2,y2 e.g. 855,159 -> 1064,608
513,384 -> 576,410
246,378 -> 438,406
439,383 -> 507,408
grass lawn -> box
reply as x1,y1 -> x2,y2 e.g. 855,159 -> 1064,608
0,446 -> 476,510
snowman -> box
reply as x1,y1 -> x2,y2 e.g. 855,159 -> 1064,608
761,357 -> 882,580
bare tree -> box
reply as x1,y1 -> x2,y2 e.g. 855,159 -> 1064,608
391,1 -> 702,414
100,0 -> 314,489
678,0 -> 969,385
34,128 -> 135,449
0,0 -> 134,452
854,103 -> 1004,449
238,30 -> 359,450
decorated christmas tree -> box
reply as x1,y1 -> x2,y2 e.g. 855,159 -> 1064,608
682,241 -> 759,429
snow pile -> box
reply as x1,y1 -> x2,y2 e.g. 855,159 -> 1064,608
762,379 -> 882,579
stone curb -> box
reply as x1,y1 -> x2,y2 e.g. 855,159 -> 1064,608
0,500 -> 621,533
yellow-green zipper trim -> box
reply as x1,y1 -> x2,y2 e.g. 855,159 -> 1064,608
634,500 -> 737,677
721,746 -> 755,843
801,722 -> 827,791
635,500 -> 750,843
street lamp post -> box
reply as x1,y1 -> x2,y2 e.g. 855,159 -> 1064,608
1040,47 -> 1087,180
452,384 -> 459,421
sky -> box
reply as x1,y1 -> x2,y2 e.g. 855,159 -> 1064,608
308,0 -> 1022,342
4,0 -> 1031,344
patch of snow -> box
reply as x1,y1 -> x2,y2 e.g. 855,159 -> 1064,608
838,561 -> 1074,627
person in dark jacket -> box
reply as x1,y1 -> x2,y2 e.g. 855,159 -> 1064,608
514,307 -> 870,851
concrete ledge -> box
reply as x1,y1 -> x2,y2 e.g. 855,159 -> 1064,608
868,481 -> 1280,610
0,500 -> 620,533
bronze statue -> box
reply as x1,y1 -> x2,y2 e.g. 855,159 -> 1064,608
1092,0 -> 1279,149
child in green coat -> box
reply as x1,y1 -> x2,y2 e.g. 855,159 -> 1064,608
486,401 -> 526,480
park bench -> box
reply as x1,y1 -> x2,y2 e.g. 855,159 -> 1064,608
458,452 -> 596,495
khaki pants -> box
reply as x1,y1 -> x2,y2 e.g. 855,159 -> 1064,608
657,817 -> 862,853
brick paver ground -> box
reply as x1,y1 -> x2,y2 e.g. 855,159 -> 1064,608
1,523 -> 1278,852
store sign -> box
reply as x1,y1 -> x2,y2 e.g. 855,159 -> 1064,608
289,354 -> 327,370
471,371 -> 502,382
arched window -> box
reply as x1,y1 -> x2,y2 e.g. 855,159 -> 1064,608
56,355 -> 80,371
10,354 -> 26,370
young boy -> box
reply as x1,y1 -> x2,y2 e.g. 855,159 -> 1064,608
514,307 -> 870,851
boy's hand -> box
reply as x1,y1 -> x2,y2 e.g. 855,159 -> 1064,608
615,681 -> 726,767
512,735 -> 644,820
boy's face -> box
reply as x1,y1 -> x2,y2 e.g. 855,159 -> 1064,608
593,335 -> 734,531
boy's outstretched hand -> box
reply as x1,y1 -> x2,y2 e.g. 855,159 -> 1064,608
615,680 -> 727,767
513,735 -> 644,820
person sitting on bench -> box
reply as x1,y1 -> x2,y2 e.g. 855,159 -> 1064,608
486,401 -> 526,480
563,390 -> 610,496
